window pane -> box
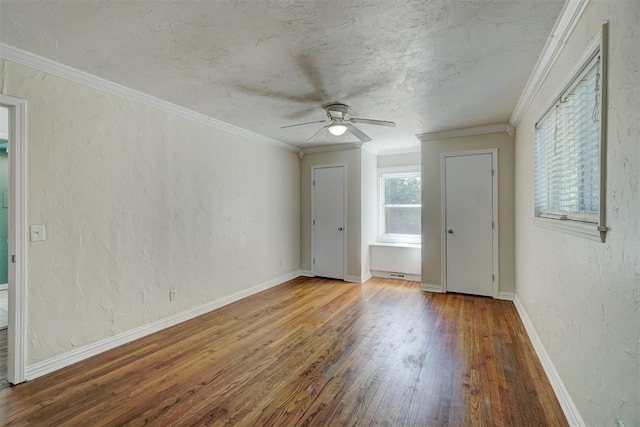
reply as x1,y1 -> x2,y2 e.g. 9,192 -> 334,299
534,55 -> 600,222
385,207 -> 421,235
384,176 -> 421,204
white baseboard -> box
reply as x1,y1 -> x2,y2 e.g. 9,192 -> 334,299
495,291 -> 515,300
513,295 -> 585,427
361,272 -> 372,283
25,270 -> 305,381
345,274 -> 364,283
0,283 -> 7,291
420,283 -> 444,293
299,272 -> 367,283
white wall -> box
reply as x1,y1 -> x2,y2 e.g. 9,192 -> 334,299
300,148 -> 362,281
421,132 -> 515,294
370,244 -> 421,280
514,1 -> 639,425
373,149 -> 422,280
300,148 -> 419,283
360,147 -> 377,280
377,150 -> 420,169
0,60 -> 300,365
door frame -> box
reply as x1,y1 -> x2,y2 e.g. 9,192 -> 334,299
311,163 -> 347,280
440,149 -> 499,297
0,94 -> 28,384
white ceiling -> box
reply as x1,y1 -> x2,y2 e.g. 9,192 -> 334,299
0,0 -> 566,151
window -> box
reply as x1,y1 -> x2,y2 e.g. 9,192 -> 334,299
533,25 -> 608,241
379,168 -> 421,244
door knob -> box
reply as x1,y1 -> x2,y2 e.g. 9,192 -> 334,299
338,227 -> 343,231
447,229 -> 454,234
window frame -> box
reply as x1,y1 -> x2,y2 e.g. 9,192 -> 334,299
378,166 -> 422,244
533,23 -> 608,243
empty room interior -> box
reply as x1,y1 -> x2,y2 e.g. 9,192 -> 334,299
0,0 -> 638,425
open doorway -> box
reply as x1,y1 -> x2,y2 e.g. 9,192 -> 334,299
0,94 -> 27,386
0,106 -> 8,388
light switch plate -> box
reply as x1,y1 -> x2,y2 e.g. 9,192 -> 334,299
30,224 -> 46,242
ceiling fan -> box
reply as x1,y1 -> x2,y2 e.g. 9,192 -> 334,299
281,103 -> 396,143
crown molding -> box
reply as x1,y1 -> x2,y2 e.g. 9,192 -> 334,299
0,43 -> 298,153
416,123 -> 512,142
509,0 -> 591,127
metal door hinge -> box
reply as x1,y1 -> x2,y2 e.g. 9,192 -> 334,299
492,221 -> 495,229
491,169 -> 495,177
313,258 -> 315,264
492,274 -> 495,281
313,219 -> 315,225
313,180 -> 315,186
11,255 -> 15,263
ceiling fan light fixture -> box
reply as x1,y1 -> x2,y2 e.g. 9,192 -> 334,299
328,124 -> 348,136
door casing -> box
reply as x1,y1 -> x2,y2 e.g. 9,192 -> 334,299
441,149 -> 499,297
0,95 -> 28,384
311,163 -> 347,280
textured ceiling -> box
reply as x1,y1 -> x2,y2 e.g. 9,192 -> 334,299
0,0 -> 565,150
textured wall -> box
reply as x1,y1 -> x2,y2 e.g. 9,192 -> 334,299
421,132 -> 515,294
513,1 -> 640,425
299,149 -> 362,280
0,60 -> 300,365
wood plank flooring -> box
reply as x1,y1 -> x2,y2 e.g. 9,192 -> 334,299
0,277 -> 567,426
0,328 -> 6,390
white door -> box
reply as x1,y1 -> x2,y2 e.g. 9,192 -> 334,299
313,165 -> 345,280
443,151 -> 495,296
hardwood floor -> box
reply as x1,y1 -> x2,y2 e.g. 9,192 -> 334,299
0,277 -> 566,426
0,328 -> 6,390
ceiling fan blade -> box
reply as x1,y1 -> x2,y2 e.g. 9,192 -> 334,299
341,79 -> 391,100
281,120 -> 327,129
286,106 -> 318,120
350,118 -> 396,127
345,124 -> 372,143
306,125 -> 331,143
296,54 -> 329,101
236,85 -> 323,104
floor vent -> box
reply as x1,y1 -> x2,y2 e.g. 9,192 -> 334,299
389,272 -> 406,279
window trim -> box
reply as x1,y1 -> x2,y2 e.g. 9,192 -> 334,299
533,22 -> 608,243
378,166 -> 421,244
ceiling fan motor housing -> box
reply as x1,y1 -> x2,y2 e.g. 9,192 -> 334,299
325,103 -> 349,120
281,102 -> 393,143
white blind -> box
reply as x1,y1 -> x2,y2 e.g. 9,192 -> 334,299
534,55 -> 601,223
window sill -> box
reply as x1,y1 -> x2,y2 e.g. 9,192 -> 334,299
533,217 -> 606,242
370,242 -> 422,249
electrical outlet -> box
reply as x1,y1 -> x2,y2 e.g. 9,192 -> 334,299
169,290 -> 177,302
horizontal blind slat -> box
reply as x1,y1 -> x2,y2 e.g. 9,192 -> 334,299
534,58 -> 600,222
